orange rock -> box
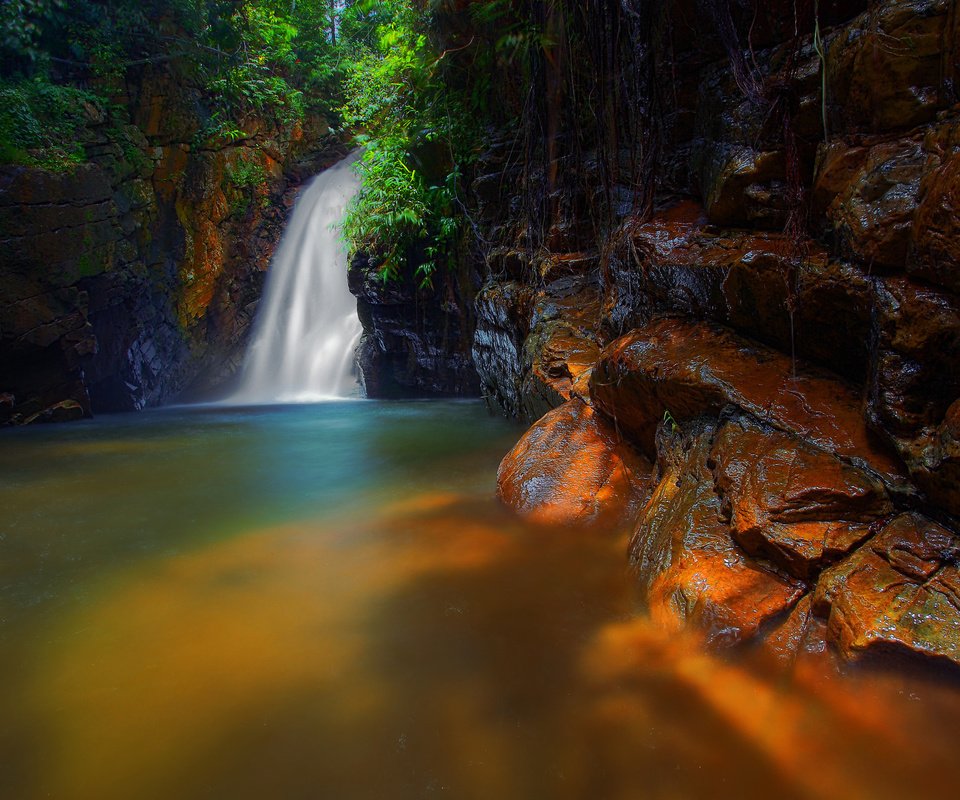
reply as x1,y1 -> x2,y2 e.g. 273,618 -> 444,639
815,512 -> 960,667
762,595 -> 831,665
496,398 -> 651,526
520,277 -> 603,419
590,318 -> 907,488
712,416 -> 893,579
631,420 -> 804,646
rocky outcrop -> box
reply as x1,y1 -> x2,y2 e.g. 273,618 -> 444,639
497,397 -> 650,526
712,416 -> 893,580
482,0 -> 960,672
631,419 -> 805,646
348,252 -> 479,397
0,67 -> 341,423
591,318 -> 907,487
815,512 -> 960,666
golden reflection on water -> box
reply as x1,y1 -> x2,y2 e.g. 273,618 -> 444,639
3,405 -> 960,799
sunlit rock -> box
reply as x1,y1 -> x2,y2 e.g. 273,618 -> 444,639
711,415 -> 893,580
497,398 -> 651,526
815,512 -> 960,668
590,318 -> 907,489
631,419 -> 804,646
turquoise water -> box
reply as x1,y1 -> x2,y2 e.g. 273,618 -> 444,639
2,400 -> 960,800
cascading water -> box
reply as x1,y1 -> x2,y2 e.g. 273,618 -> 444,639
232,153 -> 362,403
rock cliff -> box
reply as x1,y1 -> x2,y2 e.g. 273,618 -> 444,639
483,0 -> 960,669
0,65 -> 343,424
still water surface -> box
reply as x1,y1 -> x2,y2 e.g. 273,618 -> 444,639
2,401 -> 960,799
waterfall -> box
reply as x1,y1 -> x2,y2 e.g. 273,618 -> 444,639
232,153 -> 362,403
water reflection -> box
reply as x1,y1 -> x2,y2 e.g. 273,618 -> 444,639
1,402 -> 959,799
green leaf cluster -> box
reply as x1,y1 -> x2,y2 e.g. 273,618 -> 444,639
339,0 -> 484,285
0,77 -> 101,170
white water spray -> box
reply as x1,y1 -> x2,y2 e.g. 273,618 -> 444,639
232,153 -> 362,403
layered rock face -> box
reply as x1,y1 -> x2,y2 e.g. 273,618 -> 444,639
0,66 -> 341,424
348,252 -> 479,397
488,0 -> 960,669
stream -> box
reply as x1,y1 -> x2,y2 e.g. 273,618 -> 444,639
2,400 -> 960,799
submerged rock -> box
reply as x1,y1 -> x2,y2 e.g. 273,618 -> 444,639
496,398 -> 651,526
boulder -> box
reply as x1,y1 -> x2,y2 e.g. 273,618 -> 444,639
631,419 -> 804,645
496,398 -> 651,526
590,318 -> 907,488
815,513 -> 960,668
712,415 -> 893,580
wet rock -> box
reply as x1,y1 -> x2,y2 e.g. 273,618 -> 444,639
701,146 -> 788,229
590,318 -> 907,488
910,118 -> 960,293
349,252 -> 480,397
631,419 -> 804,646
815,513 -> 960,668
20,398 -> 87,425
896,399 -> 960,517
520,276 -> 603,420
827,0 -> 951,135
827,137 -> 925,269
712,415 -> 893,580
603,203 -> 874,382
867,276 -> 960,439
497,398 -> 651,526
762,595 -> 831,664
0,392 -> 14,425
473,279 -> 533,416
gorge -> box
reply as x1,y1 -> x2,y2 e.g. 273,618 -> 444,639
2,0 -> 960,797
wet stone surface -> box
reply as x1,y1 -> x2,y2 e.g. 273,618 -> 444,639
497,397 -> 651,527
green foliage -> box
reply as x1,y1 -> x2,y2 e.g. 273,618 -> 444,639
340,0 -> 484,285
0,0 -> 65,65
0,0 -> 500,282
227,156 -> 266,189
200,3 -> 305,130
0,77 -> 100,170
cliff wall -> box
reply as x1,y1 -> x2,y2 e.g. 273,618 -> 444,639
0,65 -> 343,424
477,0 -> 960,667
